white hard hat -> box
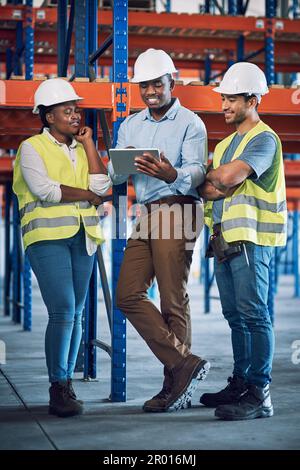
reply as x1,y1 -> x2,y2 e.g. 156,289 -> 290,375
213,62 -> 269,99
33,78 -> 83,114
131,48 -> 177,83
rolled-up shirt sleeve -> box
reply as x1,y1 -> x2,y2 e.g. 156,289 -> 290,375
168,116 -> 207,194
20,142 -> 62,202
107,120 -> 129,185
89,174 -> 112,195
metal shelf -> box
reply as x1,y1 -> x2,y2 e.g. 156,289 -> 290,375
1,6 -> 300,72
1,80 -> 300,153
1,1 -> 300,402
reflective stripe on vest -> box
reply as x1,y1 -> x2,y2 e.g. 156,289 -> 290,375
222,218 -> 286,234
19,200 -> 93,219
224,194 -> 287,213
22,216 -> 79,236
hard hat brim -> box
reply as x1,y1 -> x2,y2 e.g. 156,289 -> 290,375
32,96 -> 83,114
130,70 -> 177,83
212,85 -> 269,95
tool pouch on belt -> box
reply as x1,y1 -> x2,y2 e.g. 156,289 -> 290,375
205,229 -> 243,263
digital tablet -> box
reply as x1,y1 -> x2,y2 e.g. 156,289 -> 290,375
109,148 -> 160,175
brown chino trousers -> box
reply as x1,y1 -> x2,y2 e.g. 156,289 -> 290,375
116,199 -> 203,371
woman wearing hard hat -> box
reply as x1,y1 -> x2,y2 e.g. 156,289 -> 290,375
13,78 -> 111,417
198,62 -> 287,420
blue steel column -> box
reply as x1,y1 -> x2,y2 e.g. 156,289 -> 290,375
13,21 -> 23,76
268,253 -> 275,326
25,0 -> 34,80
204,55 -> 211,85
74,0 -> 89,78
165,0 -> 171,12
6,48 -> 13,79
62,0 -> 75,77
292,211 -> 299,297
12,195 -> 21,324
22,0 -> 34,329
237,35 -> 245,62
265,0 -> 276,324
4,183 -> 12,316
237,0 -> 245,14
265,0 -> 275,85
57,0 -> 67,76
293,0 -> 299,18
84,260 -> 97,378
203,225 -> 213,313
84,0 -> 98,380
111,0 -> 128,402
73,1 -> 99,378
74,0 -> 92,374
23,254 -> 32,331
205,0 -> 211,13
228,0 -> 238,15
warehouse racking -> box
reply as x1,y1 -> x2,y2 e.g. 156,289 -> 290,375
0,0 -> 299,402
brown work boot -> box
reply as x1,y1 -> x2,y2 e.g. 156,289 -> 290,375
143,367 -> 173,412
49,381 -> 83,417
67,379 -> 84,405
165,354 -> 210,412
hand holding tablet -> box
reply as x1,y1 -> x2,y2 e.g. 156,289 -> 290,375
109,148 -> 160,175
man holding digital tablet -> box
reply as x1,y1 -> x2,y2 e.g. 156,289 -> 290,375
108,48 -> 209,413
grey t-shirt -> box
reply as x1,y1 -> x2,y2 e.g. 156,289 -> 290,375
212,131 -> 277,223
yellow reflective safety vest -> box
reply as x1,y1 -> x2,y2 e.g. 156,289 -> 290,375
13,133 -> 104,249
204,121 -> 287,246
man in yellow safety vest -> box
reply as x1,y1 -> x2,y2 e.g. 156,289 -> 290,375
198,62 -> 287,420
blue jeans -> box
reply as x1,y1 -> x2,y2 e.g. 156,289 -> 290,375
26,227 -> 95,383
214,242 -> 274,387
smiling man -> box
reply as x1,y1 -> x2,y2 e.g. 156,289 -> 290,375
108,48 -> 209,413
198,62 -> 287,420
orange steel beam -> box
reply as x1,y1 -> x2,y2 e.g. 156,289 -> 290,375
1,7 -> 300,35
0,156 -> 14,184
0,82 -> 299,153
286,188 -> 300,210
0,81 -> 114,109
284,161 -> 300,188
155,84 -> 300,115
1,81 -> 300,114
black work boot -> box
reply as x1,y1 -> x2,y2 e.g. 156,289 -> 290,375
67,379 -> 83,405
215,383 -> 273,420
200,376 -> 247,407
49,382 -> 83,417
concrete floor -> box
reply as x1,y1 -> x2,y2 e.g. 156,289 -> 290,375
0,276 -> 299,451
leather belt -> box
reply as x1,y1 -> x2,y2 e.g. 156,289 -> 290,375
144,195 -> 197,211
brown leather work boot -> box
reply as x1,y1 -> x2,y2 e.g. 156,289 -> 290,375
49,381 -> 83,417
143,367 -> 172,412
165,354 -> 210,412
67,379 -> 84,405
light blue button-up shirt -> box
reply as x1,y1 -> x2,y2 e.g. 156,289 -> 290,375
108,98 -> 207,204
